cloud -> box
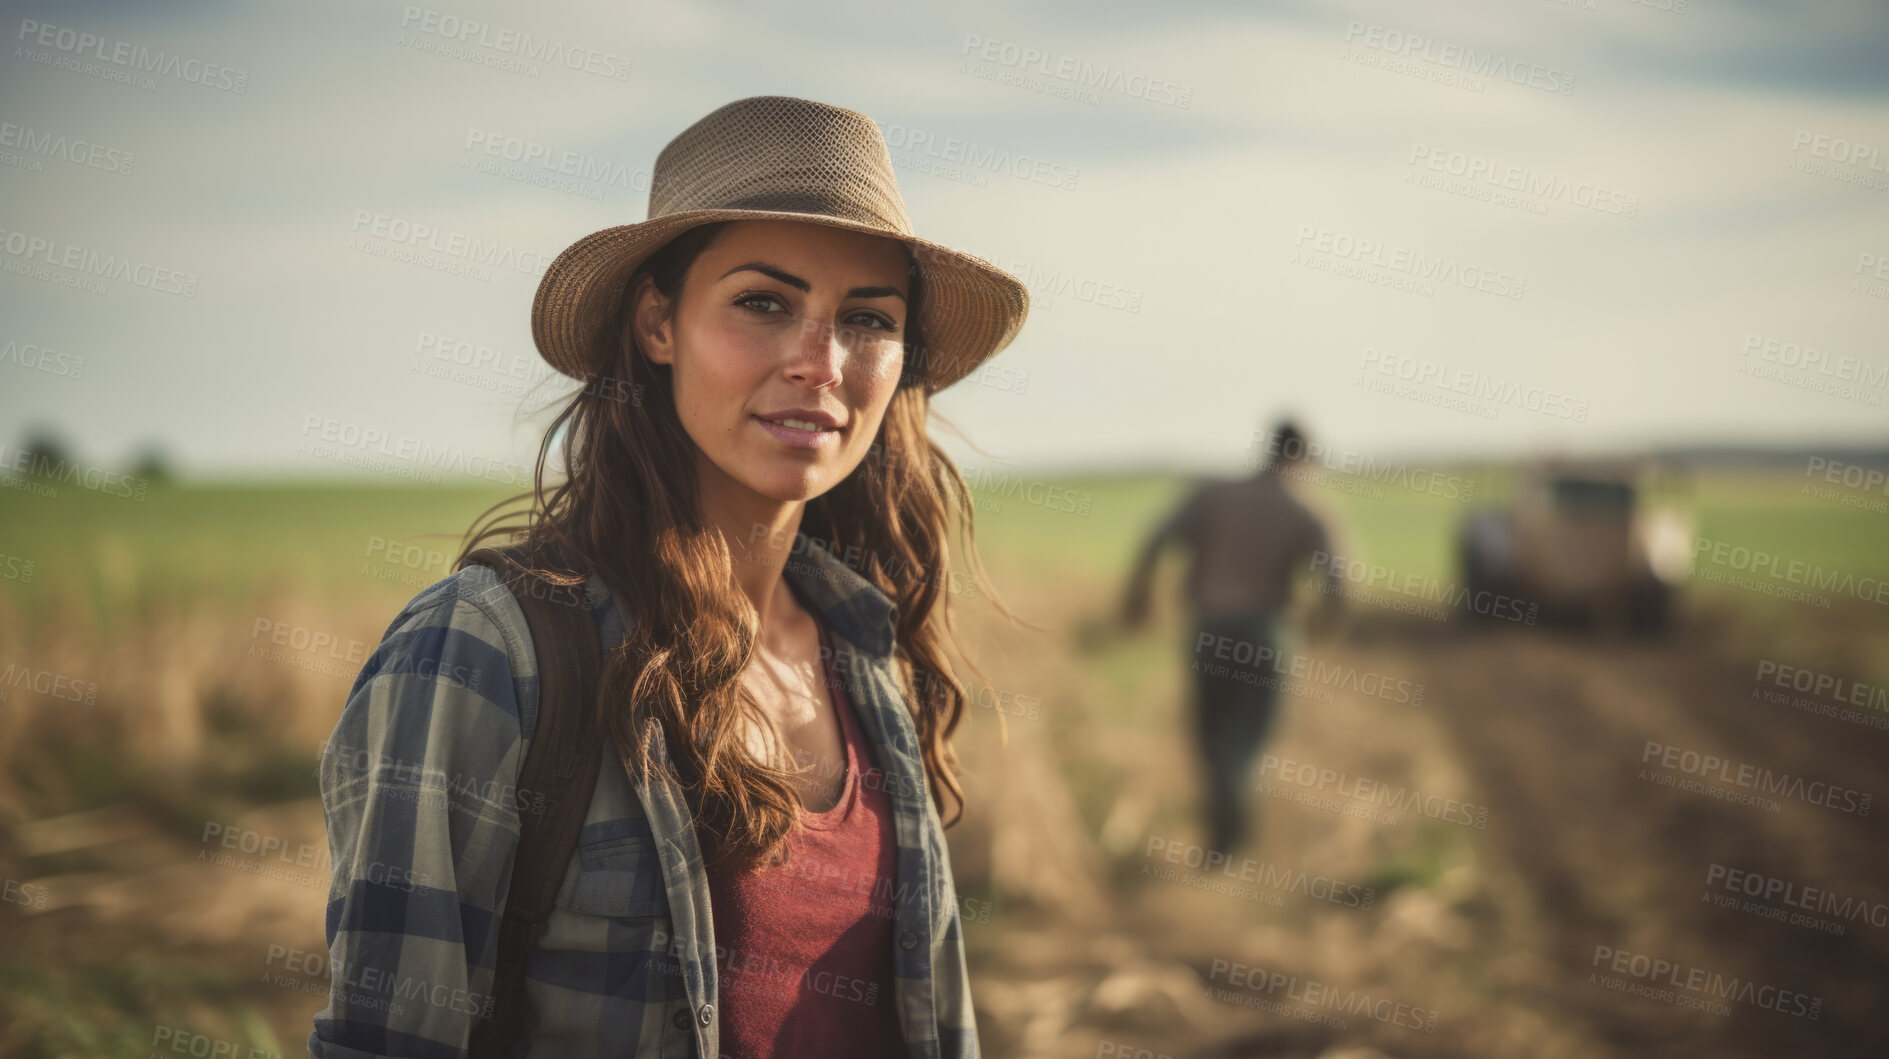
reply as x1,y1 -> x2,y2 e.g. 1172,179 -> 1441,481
2,0 -> 1885,476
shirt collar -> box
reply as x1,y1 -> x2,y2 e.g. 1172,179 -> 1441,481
778,532 -> 898,660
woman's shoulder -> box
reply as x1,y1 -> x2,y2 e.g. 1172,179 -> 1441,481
393,561 -> 519,627
348,563 -> 542,728
381,562 -> 534,654
388,559 -> 617,649
324,565 -> 543,816
353,559 -> 626,743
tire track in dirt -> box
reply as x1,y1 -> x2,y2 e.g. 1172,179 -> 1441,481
1408,621 -> 1889,1057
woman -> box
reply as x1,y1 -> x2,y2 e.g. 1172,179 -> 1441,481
310,96 -> 1030,1059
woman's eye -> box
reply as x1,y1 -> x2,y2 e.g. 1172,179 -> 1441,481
736,292 -> 786,314
846,311 -> 898,332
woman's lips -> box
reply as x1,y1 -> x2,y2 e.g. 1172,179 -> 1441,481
751,414 -> 839,449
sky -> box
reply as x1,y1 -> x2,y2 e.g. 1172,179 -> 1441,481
2,0 -> 1886,482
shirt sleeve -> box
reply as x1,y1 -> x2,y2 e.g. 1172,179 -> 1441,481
1156,482 -> 1209,549
926,785 -> 981,1058
1303,505 -> 1333,564
930,865 -> 981,1058
309,569 -> 534,1059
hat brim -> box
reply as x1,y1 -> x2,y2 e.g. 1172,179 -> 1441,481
530,209 -> 1030,395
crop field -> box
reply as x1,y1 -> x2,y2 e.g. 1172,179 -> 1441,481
1,464 -> 1884,1056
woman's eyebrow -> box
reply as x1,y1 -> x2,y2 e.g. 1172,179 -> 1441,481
719,262 -> 906,302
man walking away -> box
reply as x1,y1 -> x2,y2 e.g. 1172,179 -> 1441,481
1119,419 -> 1341,857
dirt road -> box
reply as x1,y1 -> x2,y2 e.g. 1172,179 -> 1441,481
964,603 -> 1889,1058
6,601 -> 1883,1057
1402,616 -> 1889,1057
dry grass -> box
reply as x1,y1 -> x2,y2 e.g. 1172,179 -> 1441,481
3,472 -> 1884,1057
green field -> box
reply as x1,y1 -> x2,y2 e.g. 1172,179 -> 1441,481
8,461 -> 1879,714
1,463 -> 1884,1057
4,464 -> 1884,616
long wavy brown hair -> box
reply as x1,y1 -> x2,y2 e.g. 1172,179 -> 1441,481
454,221 -> 1029,874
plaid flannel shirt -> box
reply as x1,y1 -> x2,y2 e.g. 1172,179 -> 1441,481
310,539 -> 978,1058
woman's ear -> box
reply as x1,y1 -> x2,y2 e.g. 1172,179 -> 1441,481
631,273 -> 675,366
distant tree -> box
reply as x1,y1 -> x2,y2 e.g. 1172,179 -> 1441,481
17,428 -> 73,479
129,443 -> 174,484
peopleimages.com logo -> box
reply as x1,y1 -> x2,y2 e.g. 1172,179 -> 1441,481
1341,20 -> 1576,95
15,18 -> 250,92
1641,740 -> 1872,817
1292,225 -> 1526,300
396,5 -> 632,80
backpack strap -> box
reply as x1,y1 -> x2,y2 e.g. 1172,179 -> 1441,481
460,543 -> 606,1059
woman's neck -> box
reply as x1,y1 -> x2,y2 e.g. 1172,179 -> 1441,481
697,465 -> 809,639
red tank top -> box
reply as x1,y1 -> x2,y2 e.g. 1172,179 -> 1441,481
703,614 -> 909,1059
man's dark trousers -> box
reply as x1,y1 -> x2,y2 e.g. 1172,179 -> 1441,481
1189,609 -> 1283,856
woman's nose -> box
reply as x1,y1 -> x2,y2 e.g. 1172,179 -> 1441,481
786,317 -> 845,385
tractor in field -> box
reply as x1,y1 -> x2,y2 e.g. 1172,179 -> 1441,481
1457,461 -> 1691,634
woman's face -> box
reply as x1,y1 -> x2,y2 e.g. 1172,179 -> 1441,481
635,219 -> 910,506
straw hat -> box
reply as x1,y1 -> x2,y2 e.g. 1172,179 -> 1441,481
530,95 -> 1030,395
